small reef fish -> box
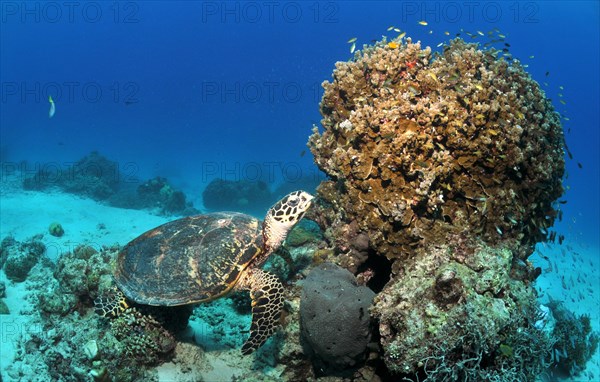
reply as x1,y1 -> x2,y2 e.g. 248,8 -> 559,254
350,42 -> 356,53
48,95 -> 56,118
387,26 -> 394,31
418,21 -> 428,26
347,37 -> 357,43
388,42 -> 399,49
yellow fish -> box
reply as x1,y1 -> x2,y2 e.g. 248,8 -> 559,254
418,21 -> 428,26
48,95 -> 56,118
388,42 -> 399,49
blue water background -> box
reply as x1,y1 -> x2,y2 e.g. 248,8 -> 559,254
1,1 -> 598,248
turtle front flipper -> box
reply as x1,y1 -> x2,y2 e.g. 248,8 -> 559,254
94,289 -> 130,318
237,268 -> 284,355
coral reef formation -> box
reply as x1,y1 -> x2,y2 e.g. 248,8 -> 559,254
307,36 -> 570,379
33,245 -> 113,320
15,244 -> 181,381
202,178 -> 273,215
547,299 -> 600,378
0,280 -> 8,314
106,306 -> 177,365
309,37 -> 565,268
22,151 -> 196,216
300,262 -> 375,374
134,176 -> 197,215
24,151 -> 120,199
0,235 -> 45,282
372,238 -> 554,380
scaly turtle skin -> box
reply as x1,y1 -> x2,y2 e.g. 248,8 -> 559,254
95,190 -> 313,354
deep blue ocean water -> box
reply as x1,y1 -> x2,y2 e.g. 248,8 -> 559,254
1,1 -> 598,240
0,1 -> 599,380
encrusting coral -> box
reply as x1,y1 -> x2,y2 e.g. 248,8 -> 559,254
309,37 -> 565,270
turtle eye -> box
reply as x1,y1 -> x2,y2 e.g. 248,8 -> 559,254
287,197 -> 299,207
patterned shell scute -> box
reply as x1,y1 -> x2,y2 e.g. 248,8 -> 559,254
114,212 -> 262,306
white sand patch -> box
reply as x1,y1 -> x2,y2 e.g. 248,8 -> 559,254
0,189 -> 170,261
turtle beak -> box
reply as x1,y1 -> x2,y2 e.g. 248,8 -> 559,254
297,191 -> 314,211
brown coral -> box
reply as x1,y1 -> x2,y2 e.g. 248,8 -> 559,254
309,37 -> 564,269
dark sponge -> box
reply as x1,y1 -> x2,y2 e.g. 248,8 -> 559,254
300,263 -> 375,373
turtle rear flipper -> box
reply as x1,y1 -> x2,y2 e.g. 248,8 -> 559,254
238,268 -> 284,355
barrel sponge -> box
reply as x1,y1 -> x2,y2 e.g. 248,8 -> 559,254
300,263 -> 375,372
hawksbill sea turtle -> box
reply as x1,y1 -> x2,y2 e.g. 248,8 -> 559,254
94,190 -> 314,354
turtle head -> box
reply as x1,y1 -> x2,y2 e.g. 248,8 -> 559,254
262,190 -> 313,254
